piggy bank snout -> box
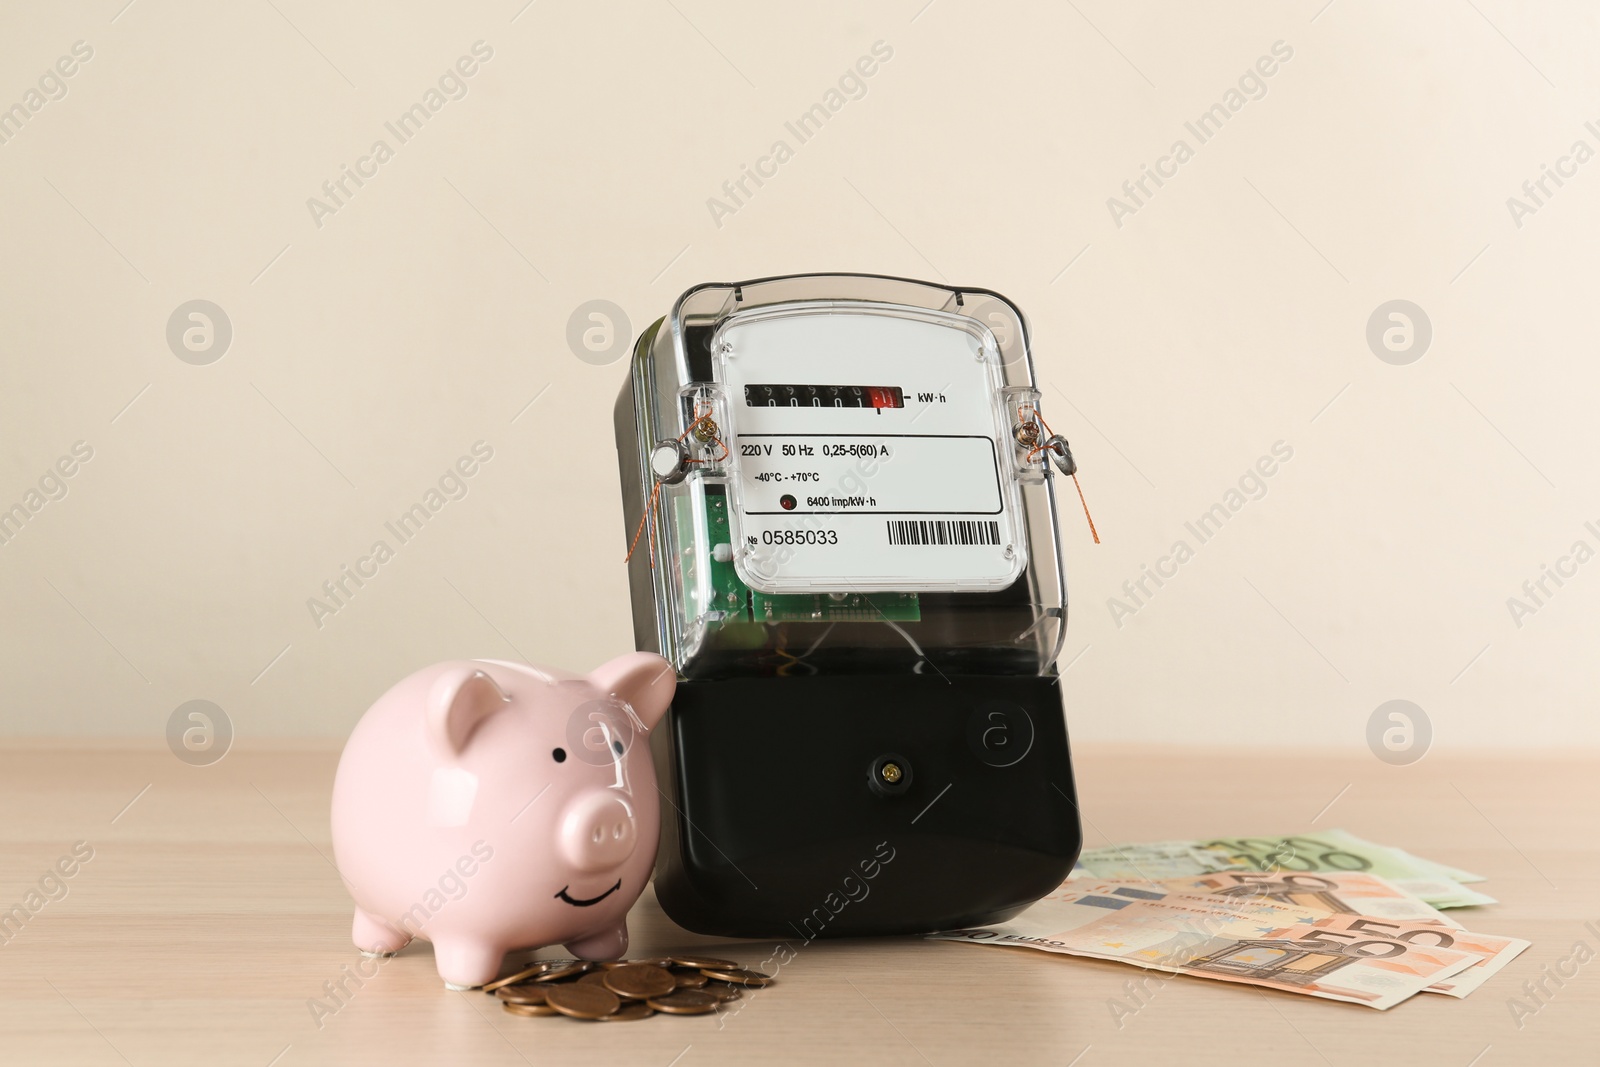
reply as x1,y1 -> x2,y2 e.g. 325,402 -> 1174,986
559,792 -> 638,872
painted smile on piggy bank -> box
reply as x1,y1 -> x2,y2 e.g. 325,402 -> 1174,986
556,879 -> 623,907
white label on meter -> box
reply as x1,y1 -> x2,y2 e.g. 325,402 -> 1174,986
712,304 -> 1027,594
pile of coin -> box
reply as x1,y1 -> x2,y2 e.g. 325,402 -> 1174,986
482,955 -> 773,1021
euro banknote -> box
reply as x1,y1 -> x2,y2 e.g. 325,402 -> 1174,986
1292,913 -> 1529,997
1148,871 -> 1462,927
1074,830 -> 1495,908
930,890 -> 1479,1010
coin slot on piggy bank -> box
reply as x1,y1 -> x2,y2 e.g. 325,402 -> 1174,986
614,274 -> 1082,937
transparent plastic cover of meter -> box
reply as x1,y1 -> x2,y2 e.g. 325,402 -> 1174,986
626,274 -> 1069,681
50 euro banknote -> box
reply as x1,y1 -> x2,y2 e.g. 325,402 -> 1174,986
1290,913 -> 1529,998
1146,871 -> 1462,928
1069,873 -> 1533,995
929,889 -> 1479,1010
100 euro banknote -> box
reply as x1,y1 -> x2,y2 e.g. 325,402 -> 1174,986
1075,830 -> 1494,908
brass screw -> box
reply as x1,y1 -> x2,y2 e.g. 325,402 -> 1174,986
693,417 -> 719,443
1014,421 -> 1041,448
880,762 -> 903,784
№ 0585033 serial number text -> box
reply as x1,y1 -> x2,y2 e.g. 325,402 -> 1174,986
758,529 -> 839,545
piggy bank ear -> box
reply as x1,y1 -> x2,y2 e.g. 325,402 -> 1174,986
588,652 -> 675,730
426,663 -> 511,756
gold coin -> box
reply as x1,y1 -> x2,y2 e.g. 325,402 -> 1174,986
502,1001 -> 558,1016
495,985 -> 549,1005
699,983 -> 743,1002
595,1003 -> 655,1022
544,983 -> 621,1019
673,970 -> 709,989
604,965 -> 677,1000
533,960 -> 595,983
669,955 -> 739,971
646,989 -> 721,1015
699,967 -> 773,987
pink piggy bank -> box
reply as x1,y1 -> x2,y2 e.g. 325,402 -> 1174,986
330,653 -> 674,989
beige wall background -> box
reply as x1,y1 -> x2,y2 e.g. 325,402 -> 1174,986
2,0 -> 1597,751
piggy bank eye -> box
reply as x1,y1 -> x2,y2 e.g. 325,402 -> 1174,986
567,702 -> 637,766
552,747 -> 567,763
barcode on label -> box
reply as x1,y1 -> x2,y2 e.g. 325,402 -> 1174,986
886,519 -> 1001,546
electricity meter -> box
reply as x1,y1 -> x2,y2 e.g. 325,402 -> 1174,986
613,273 -> 1082,937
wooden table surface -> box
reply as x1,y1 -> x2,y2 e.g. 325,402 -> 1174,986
1,742 -> 1594,1066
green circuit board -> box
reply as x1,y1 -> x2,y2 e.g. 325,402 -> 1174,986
750,589 -> 921,623
679,493 -> 920,625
